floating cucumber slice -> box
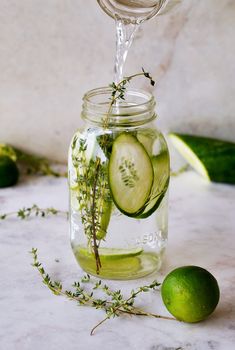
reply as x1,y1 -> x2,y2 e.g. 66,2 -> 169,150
169,133 -> 235,184
138,152 -> 170,219
137,131 -> 154,155
109,133 -> 154,216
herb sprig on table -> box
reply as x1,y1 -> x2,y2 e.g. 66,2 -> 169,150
30,248 -> 175,335
0,204 -> 68,221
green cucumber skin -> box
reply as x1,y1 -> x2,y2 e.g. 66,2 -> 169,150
137,151 -> 170,219
108,133 -> 154,218
172,134 -> 235,184
138,178 -> 169,219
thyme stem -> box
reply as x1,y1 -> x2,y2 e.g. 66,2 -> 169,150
91,158 -> 102,274
90,316 -> 110,336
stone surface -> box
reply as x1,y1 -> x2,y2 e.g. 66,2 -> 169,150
0,0 -> 234,162
0,172 -> 235,350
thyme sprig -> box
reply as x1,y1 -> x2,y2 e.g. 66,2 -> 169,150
0,204 -> 68,221
109,68 -> 155,106
31,248 -> 175,335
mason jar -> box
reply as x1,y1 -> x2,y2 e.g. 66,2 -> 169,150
68,87 -> 170,280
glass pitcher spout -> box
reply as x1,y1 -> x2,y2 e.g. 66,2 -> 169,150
97,0 -> 168,24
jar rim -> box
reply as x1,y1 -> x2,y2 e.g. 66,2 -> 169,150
82,87 -> 156,127
84,87 -> 155,107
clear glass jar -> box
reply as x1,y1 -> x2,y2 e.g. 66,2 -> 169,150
68,88 -> 170,280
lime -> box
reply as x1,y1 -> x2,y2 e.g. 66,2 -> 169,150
0,143 -> 17,162
161,266 -> 220,323
0,156 -> 19,188
77,246 -> 143,261
74,246 -> 143,279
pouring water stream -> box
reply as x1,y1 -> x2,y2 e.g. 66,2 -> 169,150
114,20 -> 139,83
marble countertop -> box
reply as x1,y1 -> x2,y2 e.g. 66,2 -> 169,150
0,171 -> 235,350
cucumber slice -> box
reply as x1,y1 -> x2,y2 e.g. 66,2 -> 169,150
169,133 -> 235,184
138,152 -> 170,218
137,131 -> 154,155
109,133 -> 154,216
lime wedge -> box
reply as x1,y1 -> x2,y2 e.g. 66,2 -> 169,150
74,246 -> 143,279
76,246 -> 143,260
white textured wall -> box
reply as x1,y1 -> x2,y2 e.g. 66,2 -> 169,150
0,0 -> 234,162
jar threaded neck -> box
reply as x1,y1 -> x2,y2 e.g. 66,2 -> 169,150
82,87 -> 156,127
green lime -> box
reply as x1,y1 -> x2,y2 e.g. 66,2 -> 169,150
0,143 -> 17,162
0,156 -> 19,188
161,266 -> 220,323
